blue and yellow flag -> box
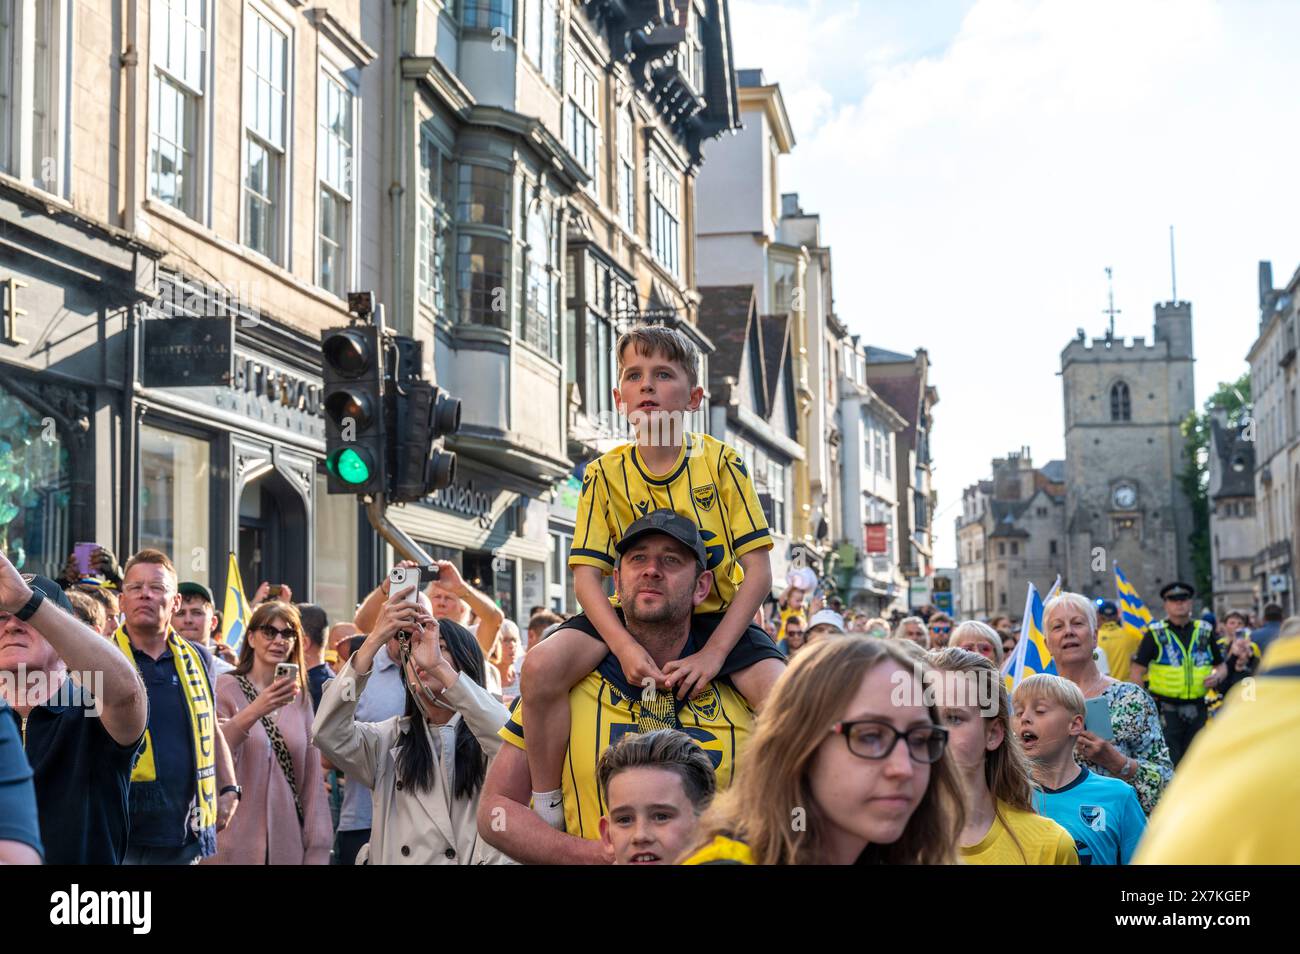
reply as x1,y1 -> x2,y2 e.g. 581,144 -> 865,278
1113,562 -> 1152,640
220,553 -> 252,652
1003,579 -> 1058,690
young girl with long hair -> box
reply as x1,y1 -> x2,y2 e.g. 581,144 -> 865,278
929,648 -> 1077,864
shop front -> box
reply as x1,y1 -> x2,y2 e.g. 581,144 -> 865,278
131,272 -> 369,627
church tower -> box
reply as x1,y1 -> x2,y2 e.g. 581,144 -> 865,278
1060,299 -> 1196,605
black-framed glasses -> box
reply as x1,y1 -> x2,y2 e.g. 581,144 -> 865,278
831,720 -> 948,764
258,625 -> 297,643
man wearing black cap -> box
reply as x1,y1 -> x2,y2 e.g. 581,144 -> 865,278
0,549 -> 149,864
479,510 -> 774,863
1095,600 -> 1140,683
1130,582 -> 1228,765
174,581 -> 235,674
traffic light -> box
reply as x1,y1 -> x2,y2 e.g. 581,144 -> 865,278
389,335 -> 461,502
322,325 -> 386,494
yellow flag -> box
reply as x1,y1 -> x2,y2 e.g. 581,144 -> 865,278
220,553 -> 252,651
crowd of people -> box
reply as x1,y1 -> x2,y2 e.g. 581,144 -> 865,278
1,325 -> 1296,865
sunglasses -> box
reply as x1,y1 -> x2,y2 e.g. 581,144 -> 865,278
258,625 -> 297,642
931,625 -> 952,635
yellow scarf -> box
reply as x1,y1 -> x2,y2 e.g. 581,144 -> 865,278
112,625 -> 218,835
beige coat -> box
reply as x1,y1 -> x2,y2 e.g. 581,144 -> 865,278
313,659 -> 515,865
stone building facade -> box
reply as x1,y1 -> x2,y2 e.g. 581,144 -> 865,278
1207,407 -> 1259,618
1247,261 -> 1298,614
956,449 -> 1065,618
1060,301 -> 1197,605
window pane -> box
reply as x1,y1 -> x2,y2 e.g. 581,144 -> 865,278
458,164 -> 510,227
457,234 -> 508,327
0,382 -> 70,578
138,425 -> 211,588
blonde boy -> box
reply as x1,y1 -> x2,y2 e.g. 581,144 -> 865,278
1013,674 -> 1146,865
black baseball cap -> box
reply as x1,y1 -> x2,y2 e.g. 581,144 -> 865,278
178,581 -> 215,605
614,509 -> 708,568
22,575 -> 74,614
1096,599 -> 1119,618
1160,582 -> 1195,601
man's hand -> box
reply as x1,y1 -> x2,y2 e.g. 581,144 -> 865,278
59,552 -> 81,586
212,641 -> 238,665
1204,664 -> 1228,690
613,642 -> 667,692
216,791 -> 239,832
0,550 -> 34,615
90,547 -> 123,587
428,560 -> 468,597
663,649 -> 724,701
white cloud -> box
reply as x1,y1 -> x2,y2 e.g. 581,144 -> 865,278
727,0 -> 1300,567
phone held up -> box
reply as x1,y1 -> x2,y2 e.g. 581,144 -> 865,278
388,564 -> 440,603
274,662 -> 300,684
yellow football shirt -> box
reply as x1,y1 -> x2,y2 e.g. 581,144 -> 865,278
1134,637 -> 1300,864
499,671 -> 754,840
681,835 -> 755,865
569,432 -> 773,614
1097,622 -> 1143,682
960,802 -> 1080,865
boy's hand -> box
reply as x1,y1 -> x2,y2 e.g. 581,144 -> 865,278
613,643 -> 668,692
663,650 -> 723,701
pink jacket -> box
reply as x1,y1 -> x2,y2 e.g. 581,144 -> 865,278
204,675 -> 333,865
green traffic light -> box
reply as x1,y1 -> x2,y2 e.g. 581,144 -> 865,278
329,448 -> 372,485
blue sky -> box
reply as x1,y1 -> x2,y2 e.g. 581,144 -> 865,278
723,0 -> 1300,566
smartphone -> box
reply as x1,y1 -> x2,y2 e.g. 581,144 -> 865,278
267,584 -> 283,599
274,662 -> 299,684
1084,696 -> 1114,740
74,542 -> 101,576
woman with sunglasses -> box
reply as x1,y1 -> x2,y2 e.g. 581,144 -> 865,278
930,648 -> 1076,864
206,602 -> 332,864
682,637 -> 964,864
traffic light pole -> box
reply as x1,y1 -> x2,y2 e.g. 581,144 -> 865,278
365,492 -> 433,566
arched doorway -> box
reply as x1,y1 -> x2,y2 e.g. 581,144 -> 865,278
237,468 -> 307,599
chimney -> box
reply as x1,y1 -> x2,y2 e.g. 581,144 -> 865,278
1260,261 -> 1274,309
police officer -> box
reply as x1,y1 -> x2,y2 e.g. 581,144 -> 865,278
1130,582 -> 1228,766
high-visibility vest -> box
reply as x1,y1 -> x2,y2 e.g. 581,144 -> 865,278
1146,619 -> 1215,700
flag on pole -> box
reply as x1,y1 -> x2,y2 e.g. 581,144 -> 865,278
220,553 -> 252,652
1003,579 -> 1058,690
1113,562 -> 1152,641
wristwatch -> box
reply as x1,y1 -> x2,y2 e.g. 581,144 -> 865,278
219,785 -> 243,801
14,587 -> 45,621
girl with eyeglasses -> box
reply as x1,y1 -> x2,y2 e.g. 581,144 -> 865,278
206,602 -> 333,865
929,648 -> 1077,865
681,637 -> 964,864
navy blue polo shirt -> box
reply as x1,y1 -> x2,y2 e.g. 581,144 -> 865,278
0,700 -> 42,860
127,640 -> 216,849
18,678 -> 143,864
308,663 -> 333,712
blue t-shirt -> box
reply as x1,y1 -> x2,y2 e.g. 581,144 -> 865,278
1033,766 -> 1146,865
127,641 -> 215,849
0,701 -> 43,860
